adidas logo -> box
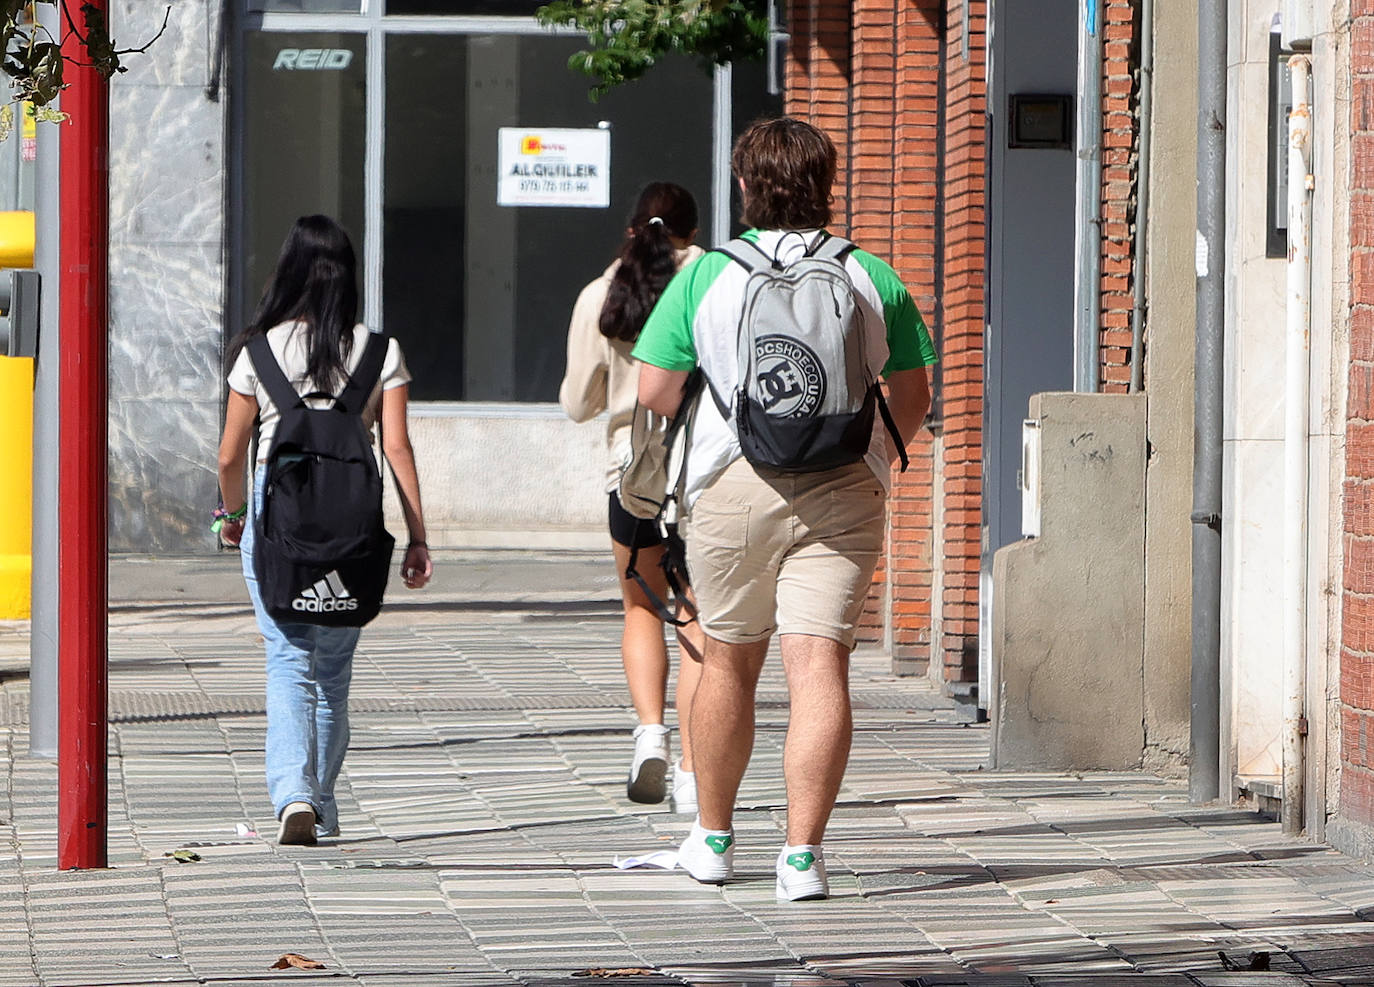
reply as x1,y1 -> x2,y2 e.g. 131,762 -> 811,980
292,570 -> 360,613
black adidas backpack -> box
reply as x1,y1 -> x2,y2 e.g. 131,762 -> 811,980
714,233 -> 908,473
248,332 -> 395,627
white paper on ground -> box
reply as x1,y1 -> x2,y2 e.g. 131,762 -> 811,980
612,850 -> 680,870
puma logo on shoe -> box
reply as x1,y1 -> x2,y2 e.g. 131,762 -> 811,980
786,851 -> 816,871
704,834 -> 734,855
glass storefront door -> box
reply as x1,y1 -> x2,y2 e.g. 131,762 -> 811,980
240,32 -> 367,325
236,13 -> 777,404
383,34 -> 713,401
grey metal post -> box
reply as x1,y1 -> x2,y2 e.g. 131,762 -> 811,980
28,0 -> 60,759
1128,0 -> 1155,393
1073,0 -> 1103,393
1189,0 -> 1227,804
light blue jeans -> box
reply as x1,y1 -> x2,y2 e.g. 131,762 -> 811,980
241,468 -> 360,836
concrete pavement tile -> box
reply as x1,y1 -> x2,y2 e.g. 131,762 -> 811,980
356,979 -> 521,987
11,569 -> 1374,987
1188,976 -> 1313,986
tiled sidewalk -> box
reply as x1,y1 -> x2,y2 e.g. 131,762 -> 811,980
2,563 -> 1374,986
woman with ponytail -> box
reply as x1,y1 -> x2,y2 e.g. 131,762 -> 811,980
217,215 -> 432,845
561,183 -> 707,811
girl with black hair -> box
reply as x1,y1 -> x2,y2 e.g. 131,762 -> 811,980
216,214 -> 432,845
561,182 -> 707,811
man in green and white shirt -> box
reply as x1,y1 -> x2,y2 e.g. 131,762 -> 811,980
635,117 -> 936,902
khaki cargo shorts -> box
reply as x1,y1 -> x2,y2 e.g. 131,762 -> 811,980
681,457 -> 887,649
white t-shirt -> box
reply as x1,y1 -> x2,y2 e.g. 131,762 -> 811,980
227,322 -> 412,466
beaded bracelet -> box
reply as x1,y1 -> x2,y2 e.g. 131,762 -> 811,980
211,504 -> 247,534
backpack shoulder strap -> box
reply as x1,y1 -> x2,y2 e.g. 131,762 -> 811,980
335,332 -> 390,415
715,237 -> 777,273
809,233 -> 856,263
246,334 -> 303,414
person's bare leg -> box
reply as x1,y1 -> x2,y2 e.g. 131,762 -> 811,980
674,588 -> 705,771
612,541 -> 670,725
779,633 -> 852,845
690,636 -> 768,831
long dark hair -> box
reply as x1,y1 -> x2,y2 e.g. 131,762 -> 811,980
228,215 -> 360,392
599,182 -> 698,343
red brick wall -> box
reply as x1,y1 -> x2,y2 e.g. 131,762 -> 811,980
1341,2 -> 1374,829
784,0 -> 985,680
786,0 -> 943,659
937,0 -> 987,682
786,0 -> 851,220
888,2 -> 944,660
1099,0 -> 1141,393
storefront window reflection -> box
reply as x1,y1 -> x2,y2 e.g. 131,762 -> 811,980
383,36 -> 712,401
239,24 -> 778,403
241,32 -> 367,325
385,0 -> 542,14
249,0 -> 363,15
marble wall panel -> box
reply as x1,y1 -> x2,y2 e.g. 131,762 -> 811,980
109,241 -> 224,402
111,0 -> 212,89
109,83 -> 223,247
108,397 -> 221,553
109,2 -> 226,553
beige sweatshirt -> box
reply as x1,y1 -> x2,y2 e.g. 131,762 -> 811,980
559,245 -> 705,492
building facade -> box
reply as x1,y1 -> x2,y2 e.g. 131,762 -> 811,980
106,0 -> 778,553
94,0 -> 1374,851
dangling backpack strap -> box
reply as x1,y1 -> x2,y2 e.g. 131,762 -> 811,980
246,334 -> 305,415
876,387 -> 909,472
335,332 -> 390,415
659,528 -> 697,620
625,531 -> 695,627
623,370 -> 703,627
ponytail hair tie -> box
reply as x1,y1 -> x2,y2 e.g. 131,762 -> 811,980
647,217 -> 665,227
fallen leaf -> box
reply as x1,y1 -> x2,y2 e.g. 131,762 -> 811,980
163,849 -> 201,863
270,953 -> 326,970
572,969 -> 657,979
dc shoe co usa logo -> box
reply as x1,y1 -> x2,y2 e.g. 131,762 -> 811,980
754,336 -> 826,418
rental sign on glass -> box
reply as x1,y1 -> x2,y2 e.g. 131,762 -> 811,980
497,128 -> 611,208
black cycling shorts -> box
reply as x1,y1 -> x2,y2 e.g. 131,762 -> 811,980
608,492 -> 666,549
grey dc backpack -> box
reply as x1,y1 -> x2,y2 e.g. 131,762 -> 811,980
711,233 -> 908,472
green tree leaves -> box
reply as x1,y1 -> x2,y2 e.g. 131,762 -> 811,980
536,0 -> 768,101
0,0 -> 168,112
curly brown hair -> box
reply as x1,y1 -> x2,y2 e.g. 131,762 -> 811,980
731,117 -> 836,230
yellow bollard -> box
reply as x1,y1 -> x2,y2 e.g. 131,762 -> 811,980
0,355 -> 32,619
0,212 -> 35,269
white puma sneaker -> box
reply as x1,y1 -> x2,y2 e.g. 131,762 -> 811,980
627,724 -> 670,804
775,844 -> 828,901
677,820 -> 735,884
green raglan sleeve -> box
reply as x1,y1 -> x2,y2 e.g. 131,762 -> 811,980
633,252 -> 732,371
851,248 -> 938,376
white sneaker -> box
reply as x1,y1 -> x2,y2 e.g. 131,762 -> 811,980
677,820 -> 735,883
627,724 -> 670,804
776,844 -> 828,901
671,761 -> 697,815
277,802 -> 317,846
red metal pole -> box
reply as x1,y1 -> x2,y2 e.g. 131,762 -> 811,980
57,13 -> 110,870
